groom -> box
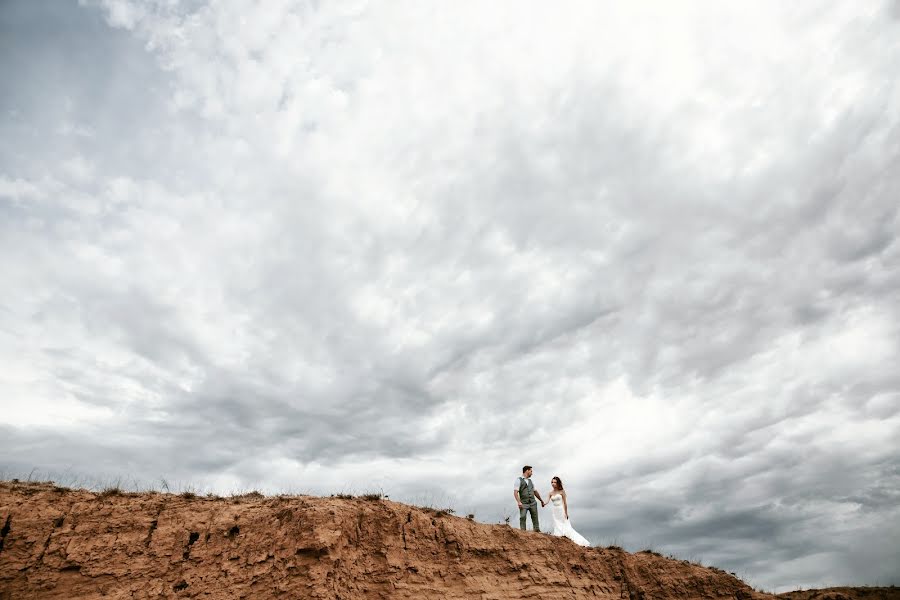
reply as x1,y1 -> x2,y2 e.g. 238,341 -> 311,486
514,465 -> 545,532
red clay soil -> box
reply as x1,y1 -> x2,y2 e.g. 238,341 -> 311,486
778,589 -> 900,600
0,480 -> 782,599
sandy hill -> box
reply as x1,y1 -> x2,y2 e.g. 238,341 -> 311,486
0,480 -> 892,600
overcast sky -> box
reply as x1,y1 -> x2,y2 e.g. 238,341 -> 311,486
1,0 -> 899,591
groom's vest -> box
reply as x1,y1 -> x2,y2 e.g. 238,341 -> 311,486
518,477 -> 536,504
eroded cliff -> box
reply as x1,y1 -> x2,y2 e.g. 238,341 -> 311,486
1,480 -> 775,599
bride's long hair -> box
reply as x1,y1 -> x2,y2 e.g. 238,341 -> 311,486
552,476 -> 564,490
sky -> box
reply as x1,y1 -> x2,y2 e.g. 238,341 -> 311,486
1,0 -> 898,591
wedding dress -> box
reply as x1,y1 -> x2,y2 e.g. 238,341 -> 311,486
549,494 -> 590,547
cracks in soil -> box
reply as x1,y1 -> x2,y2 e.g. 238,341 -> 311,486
0,515 -> 10,554
183,531 -> 200,560
36,514 -> 66,564
144,505 -> 164,548
401,512 -> 412,550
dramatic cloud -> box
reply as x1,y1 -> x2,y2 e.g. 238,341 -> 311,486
1,0 -> 898,590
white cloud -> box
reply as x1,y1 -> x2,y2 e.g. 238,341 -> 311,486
1,0 -> 898,591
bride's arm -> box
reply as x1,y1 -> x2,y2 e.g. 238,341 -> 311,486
562,490 -> 568,519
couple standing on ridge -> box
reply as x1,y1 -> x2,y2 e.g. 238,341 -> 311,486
514,465 -> 590,547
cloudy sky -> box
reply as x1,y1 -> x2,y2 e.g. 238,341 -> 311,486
2,0 -> 899,591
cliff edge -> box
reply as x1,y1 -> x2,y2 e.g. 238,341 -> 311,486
0,480 -> 779,599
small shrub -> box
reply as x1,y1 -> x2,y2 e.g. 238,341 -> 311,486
99,486 -> 122,498
361,493 -> 383,501
466,514 -> 475,521
180,491 -> 197,500
231,490 -> 264,500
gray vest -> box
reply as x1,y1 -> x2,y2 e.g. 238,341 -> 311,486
518,477 -> 535,504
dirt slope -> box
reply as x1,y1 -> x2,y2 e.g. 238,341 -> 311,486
0,480 -> 775,599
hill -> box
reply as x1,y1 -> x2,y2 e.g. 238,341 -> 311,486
0,480 -> 875,600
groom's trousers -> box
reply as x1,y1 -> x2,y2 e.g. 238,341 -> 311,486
519,501 -> 540,532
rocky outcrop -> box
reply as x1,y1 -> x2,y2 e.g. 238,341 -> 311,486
0,480 -> 774,599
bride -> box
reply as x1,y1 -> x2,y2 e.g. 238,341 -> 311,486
546,476 -> 590,547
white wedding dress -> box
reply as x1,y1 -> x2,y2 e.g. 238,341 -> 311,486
549,494 -> 590,547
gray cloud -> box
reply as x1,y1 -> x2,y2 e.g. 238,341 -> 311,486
1,0 -> 898,591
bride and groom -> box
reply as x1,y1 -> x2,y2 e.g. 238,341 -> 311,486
514,465 -> 590,547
